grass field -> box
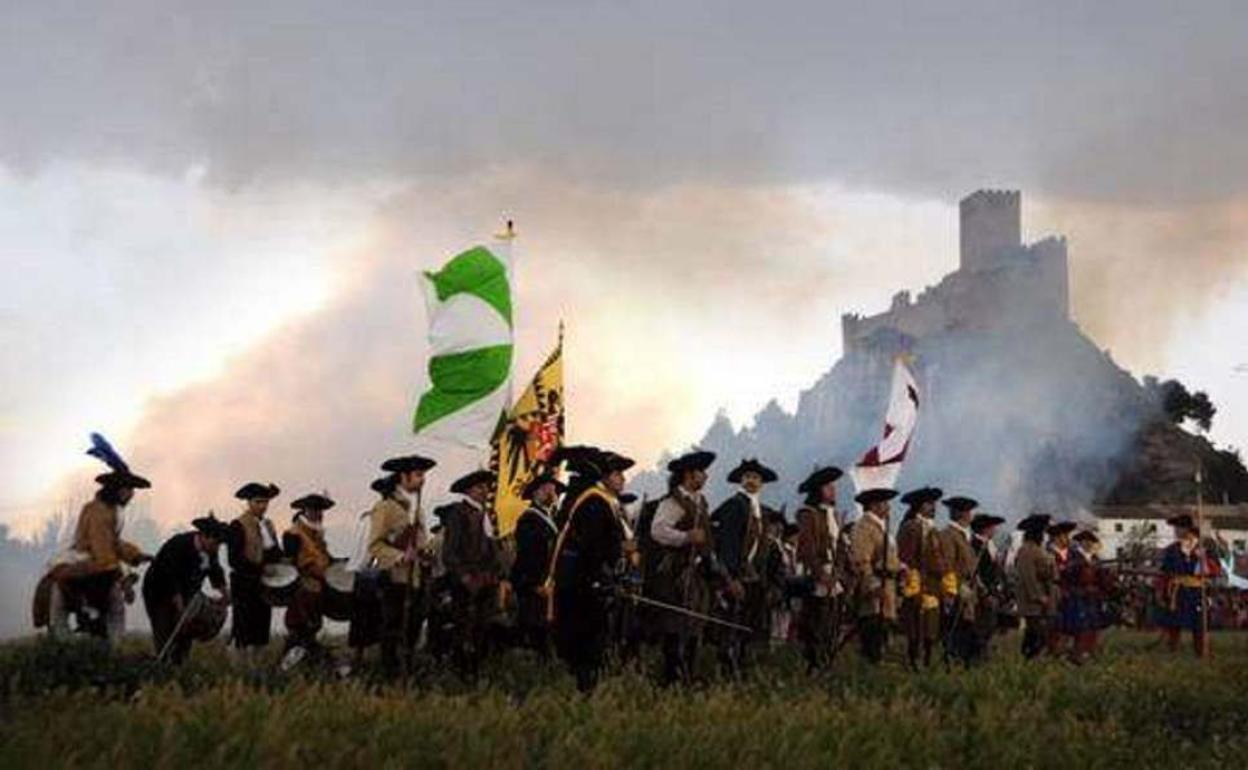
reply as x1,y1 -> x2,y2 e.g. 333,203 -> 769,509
1,631 -> 1245,769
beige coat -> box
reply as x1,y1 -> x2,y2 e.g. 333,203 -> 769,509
367,494 -> 422,585
849,514 -> 897,619
69,499 -> 144,575
940,526 -> 977,579
1013,540 -> 1058,617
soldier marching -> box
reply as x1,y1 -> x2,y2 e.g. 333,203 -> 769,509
34,434 -> 1227,685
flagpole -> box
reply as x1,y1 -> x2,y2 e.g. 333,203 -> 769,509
1196,460 -> 1209,658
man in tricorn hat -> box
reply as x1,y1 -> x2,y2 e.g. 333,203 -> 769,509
794,465 -> 843,671
1060,529 -> 1109,663
510,472 -> 564,657
968,512 -> 1006,663
226,481 -> 283,664
711,458 -> 779,676
896,486 -> 943,670
1157,513 -> 1217,658
936,496 -> 980,667
367,454 -> 436,676
48,468 -> 154,645
280,492 -> 337,669
142,515 -> 230,664
550,447 -> 633,691
849,488 -> 899,664
1012,513 -> 1057,660
649,449 -> 725,685
1044,520 -> 1077,656
442,468 -> 507,678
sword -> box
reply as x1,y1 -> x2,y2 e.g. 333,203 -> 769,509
615,589 -> 754,634
157,592 -> 204,663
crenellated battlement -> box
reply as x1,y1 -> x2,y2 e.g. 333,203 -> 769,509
842,190 -> 1069,354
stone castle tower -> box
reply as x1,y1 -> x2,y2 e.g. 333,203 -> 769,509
842,190 -> 1069,352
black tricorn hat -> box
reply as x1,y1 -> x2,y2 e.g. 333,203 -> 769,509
552,445 -> 606,478
901,486 -> 943,507
291,493 -> 335,512
855,488 -> 899,507
521,473 -> 566,500
667,449 -> 716,475
235,482 -> 280,501
599,450 -> 636,474
1046,521 -> 1077,537
1166,513 -> 1197,531
942,496 -> 979,514
1073,529 -> 1100,544
450,469 -> 496,495
191,514 -> 230,541
1017,513 -> 1051,533
971,513 -> 1006,533
727,458 -> 778,485
381,454 -> 437,474
798,466 -> 843,495
95,470 -> 152,490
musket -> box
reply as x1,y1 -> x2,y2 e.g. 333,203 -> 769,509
615,588 -> 754,634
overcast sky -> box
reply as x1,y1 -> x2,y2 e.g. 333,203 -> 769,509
3,1 -> 1247,534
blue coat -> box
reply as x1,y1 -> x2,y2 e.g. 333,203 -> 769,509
1157,542 -> 1205,631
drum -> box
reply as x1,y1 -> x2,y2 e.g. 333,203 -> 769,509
183,591 -> 230,641
260,563 -> 299,607
323,562 -> 355,622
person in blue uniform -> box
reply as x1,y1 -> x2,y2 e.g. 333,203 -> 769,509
1157,513 -> 1219,658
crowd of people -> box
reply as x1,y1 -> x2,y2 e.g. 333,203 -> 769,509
34,444 -> 1226,690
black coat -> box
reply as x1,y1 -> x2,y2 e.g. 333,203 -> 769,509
973,536 -> 1004,596
554,493 -> 622,593
510,507 -> 559,591
711,492 -> 760,578
142,532 -> 225,605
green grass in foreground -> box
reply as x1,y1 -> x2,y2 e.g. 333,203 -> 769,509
0,631 -> 1245,769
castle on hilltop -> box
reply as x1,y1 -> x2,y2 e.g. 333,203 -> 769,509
841,190 -> 1070,352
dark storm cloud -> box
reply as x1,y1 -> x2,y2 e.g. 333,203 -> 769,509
3,1 -> 1247,202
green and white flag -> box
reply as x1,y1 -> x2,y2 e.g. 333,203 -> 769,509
413,236 -> 514,447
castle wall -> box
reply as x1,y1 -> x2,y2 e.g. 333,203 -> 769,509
841,191 -> 1069,353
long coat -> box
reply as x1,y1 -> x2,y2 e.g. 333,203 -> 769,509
511,506 -> 559,631
142,532 -> 225,606
441,501 -> 500,580
367,493 -> 420,586
1157,541 -> 1211,631
649,490 -> 718,636
1013,540 -> 1058,618
283,521 -> 333,636
226,511 -> 282,647
553,487 -> 623,663
511,507 -> 559,590
711,492 -> 765,580
936,525 -> 979,619
68,498 -> 145,576
849,513 -> 896,619
795,504 -> 837,581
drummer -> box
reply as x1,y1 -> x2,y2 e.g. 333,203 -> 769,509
226,482 -> 284,666
142,515 -> 231,664
280,492 -> 337,670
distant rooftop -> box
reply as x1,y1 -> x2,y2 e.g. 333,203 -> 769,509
1092,505 -> 1248,531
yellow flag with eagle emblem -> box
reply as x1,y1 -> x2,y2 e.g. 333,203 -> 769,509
489,328 -> 564,536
